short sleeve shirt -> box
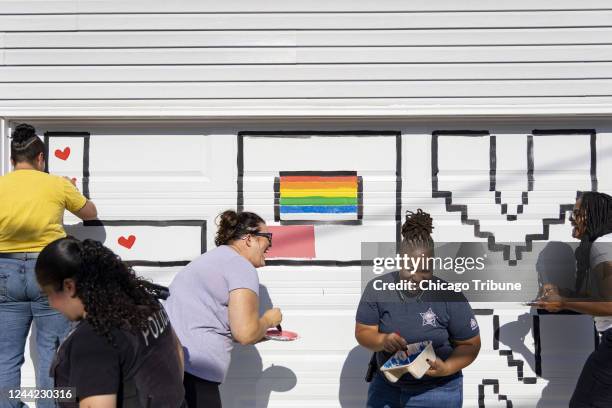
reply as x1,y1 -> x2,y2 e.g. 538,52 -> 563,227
164,245 -> 260,383
52,307 -> 184,408
356,271 -> 480,388
0,169 -> 87,252
590,233 -> 612,332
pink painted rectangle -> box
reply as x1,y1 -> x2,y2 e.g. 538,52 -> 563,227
266,225 -> 316,259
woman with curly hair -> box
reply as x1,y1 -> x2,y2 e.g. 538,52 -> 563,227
355,209 -> 481,408
0,123 -> 97,408
35,237 -> 185,408
165,210 -> 282,408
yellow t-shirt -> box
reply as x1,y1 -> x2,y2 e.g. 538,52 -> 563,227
0,169 -> 88,252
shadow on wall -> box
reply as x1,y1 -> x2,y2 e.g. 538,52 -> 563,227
499,241 -> 595,408
221,285 -> 297,408
64,222 -> 107,244
339,346 -> 370,408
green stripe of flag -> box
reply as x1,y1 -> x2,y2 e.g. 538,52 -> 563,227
279,196 -> 358,206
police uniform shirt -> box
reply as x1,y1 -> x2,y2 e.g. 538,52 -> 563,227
52,307 -> 185,408
356,271 -> 480,389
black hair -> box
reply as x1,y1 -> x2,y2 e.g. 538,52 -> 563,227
214,210 -> 266,247
35,237 -> 160,346
10,123 -> 45,164
575,192 -> 612,295
401,209 -> 434,252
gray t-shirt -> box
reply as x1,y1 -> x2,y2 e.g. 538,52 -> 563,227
164,245 -> 259,382
590,233 -> 612,332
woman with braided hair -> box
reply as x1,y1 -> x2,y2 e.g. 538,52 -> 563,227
355,209 -> 481,408
0,123 -> 97,408
35,237 -> 186,408
536,192 -> 612,407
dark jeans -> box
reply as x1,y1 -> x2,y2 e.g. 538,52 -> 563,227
0,258 -> 71,408
367,373 -> 463,408
183,372 -> 222,408
570,328 -> 612,408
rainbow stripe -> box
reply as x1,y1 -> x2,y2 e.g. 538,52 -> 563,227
275,172 -> 362,223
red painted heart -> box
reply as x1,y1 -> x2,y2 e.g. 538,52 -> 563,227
118,235 -> 136,249
54,147 -> 71,160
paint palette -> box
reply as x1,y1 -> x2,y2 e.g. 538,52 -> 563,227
265,329 -> 299,341
380,341 -> 436,381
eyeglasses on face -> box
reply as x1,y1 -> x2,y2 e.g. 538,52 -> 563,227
250,232 -> 273,248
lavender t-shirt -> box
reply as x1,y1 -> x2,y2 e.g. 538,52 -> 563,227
164,245 -> 259,382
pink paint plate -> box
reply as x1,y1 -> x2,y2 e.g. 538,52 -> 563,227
265,329 -> 299,341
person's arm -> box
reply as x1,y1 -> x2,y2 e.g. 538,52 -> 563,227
355,323 -> 407,353
228,288 -> 281,345
73,201 -> 98,221
426,335 -> 481,377
62,177 -> 98,220
537,261 -> 612,315
79,395 -> 116,408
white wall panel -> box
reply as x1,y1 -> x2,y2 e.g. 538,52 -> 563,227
4,120 -> 607,408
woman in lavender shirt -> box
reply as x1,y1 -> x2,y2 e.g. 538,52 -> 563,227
165,210 -> 282,408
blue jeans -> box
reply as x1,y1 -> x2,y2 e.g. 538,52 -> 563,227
367,374 -> 463,408
0,258 -> 70,408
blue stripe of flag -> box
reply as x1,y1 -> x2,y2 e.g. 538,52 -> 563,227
280,205 -> 358,214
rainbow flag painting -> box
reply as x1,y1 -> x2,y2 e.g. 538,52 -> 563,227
274,171 -> 363,224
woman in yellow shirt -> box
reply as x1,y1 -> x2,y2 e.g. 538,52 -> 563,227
0,124 -> 97,408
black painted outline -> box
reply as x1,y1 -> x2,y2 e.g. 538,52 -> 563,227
498,349 -> 538,385
432,129 -> 598,265
273,170 -> 363,225
531,129 -> 597,192
79,219 -> 207,267
478,379 -> 514,408
492,134 -> 533,221
237,131 -> 401,266
44,131 -> 91,199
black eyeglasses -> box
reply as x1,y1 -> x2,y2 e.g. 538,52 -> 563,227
250,232 -> 273,247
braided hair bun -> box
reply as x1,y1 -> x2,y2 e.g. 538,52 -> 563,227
11,123 -> 37,145
10,123 -> 44,164
401,208 -> 434,245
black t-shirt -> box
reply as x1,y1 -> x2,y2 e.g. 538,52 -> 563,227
356,272 -> 480,389
52,306 -> 185,408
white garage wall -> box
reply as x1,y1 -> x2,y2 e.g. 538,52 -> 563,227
2,1 -> 611,406
1,1 -> 612,116
2,118 -> 609,408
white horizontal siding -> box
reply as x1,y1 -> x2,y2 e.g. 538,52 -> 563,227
4,45 -> 612,66
2,80 -> 612,99
5,28 -> 612,48
1,0 -> 612,13
1,63 -> 612,82
4,11 -> 612,32
1,2 -> 612,115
